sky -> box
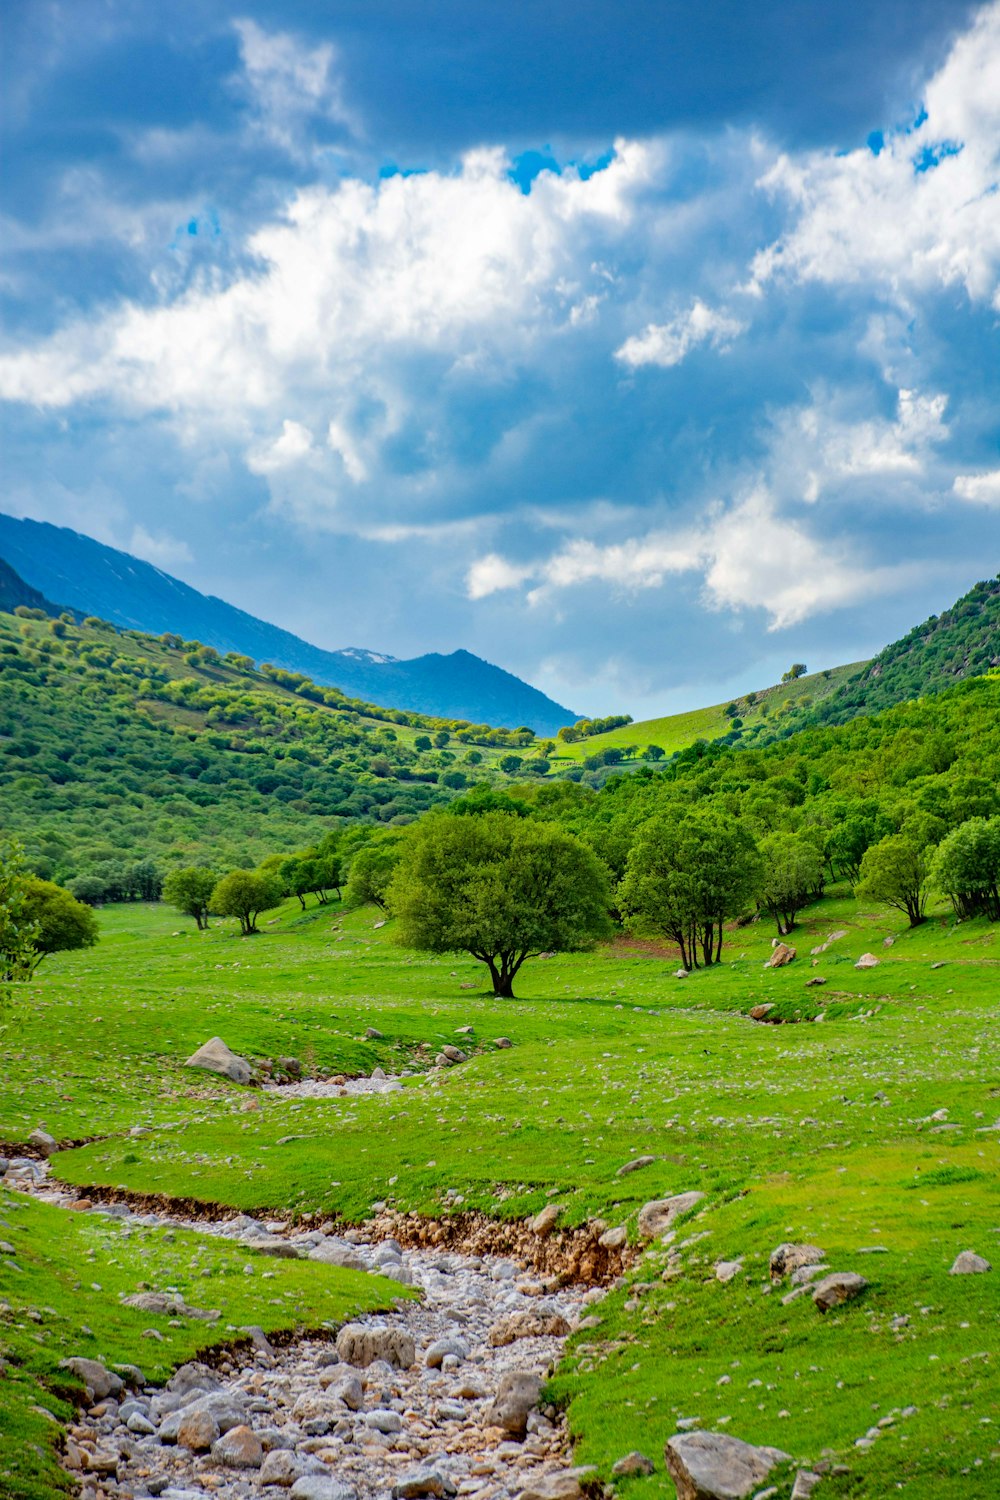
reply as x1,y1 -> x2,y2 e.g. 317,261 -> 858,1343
1,0 -> 998,719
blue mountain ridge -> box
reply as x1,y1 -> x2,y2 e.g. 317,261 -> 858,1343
0,514 -> 576,735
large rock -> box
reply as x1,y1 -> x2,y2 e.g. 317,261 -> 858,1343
28,1127 -> 57,1156
665,1431 -> 791,1500
769,1243 -> 825,1281
485,1369 -> 541,1436
177,1406 -> 221,1451
854,953 -> 879,970
637,1192 -> 706,1241
290,1480 -> 357,1500
515,1470 -> 596,1500
336,1323 -> 415,1369
765,944 -> 796,968
617,1155 -> 657,1178
308,1238 -> 367,1271
488,1310 -> 571,1346
950,1250 -> 992,1274
212,1424 -> 263,1468
61,1358 -> 123,1401
184,1036 -> 252,1085
530,1204 -> 564,1237
812,1271 -> 868,1312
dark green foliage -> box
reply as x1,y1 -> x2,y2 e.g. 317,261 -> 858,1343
931,816 -> 1000,921
344,832 -> 406,911
757,831 -> 825,935
20,878 -> 98,969
389,810 -> 612,996
162,866 -> 217,928
856,834 -> 931,927
209,869 -> 283,935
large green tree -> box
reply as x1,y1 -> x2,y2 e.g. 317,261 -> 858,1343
389,811 -> 612,997
162,867 -> 217,929
619,814 -> 760,969
21,878 -> 99,970
757,831 -> 825,935
210,870 -> 284,935
344,833 -> 405,911
931,816 -> 1000,921
856,834 -> 930,927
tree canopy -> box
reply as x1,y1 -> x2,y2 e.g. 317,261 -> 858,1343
210,870 -> 283,935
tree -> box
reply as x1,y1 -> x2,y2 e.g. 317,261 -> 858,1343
163,867 -> 217,929
782,663 -> 808,682
620,814 -> 760,969
210,870 -> 283,935
67,875 -> 108,906
21,879 -> 98,971
344,833 -> 405,911
499,755 -> 523,775
389,811 -> 612,997
757,832 -> 825,935
931,816 -> 1000,921
414,735 -> 432,752
0,841 -> 38,983
645,744 -> 666,761
433,730 -> 450,748
856,835 -> 930,928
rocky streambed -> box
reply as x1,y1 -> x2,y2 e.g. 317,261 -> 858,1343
4,1157 -> 602,1500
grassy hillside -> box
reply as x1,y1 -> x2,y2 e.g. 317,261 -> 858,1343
551,660 -> 862,768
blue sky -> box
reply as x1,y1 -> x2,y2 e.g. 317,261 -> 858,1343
1,1 -> 998,718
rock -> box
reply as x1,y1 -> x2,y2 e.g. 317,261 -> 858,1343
715,1260 -> 743,1284
805,977 -> 827,987
765,944 -> 796,968
637,1192 -> 706,1240
260,1449 -> 309,1487
27,1128 -> 57,1156
315,1371 -> 364,1409
441,1045 -> 467,1063
277,1055 -> 302,1076
950,1250 -> 991,1274
530,1204 -> 564,1237
366,1408 -> 403,1433
769,1243 -> 825,1281
366,1028 -> 384,1039
664,1431 -> 791,1500
791,1473 -> 823,1500
336,1323 -> 415,1369
212,1424 -> 263,1468
292,1391 -> 353,1433
674,969 -> 690,978
599,1225 -> 628,1250
392,1471 -> 452,1500
177,1406 -> 221,1451
515,1470 -> 596,1500
488,1310 -> 571,1345
308,1238 -> 367,1271
854,953 -> 879,970
613,1451 -> 656,1477
485,1369 -> 542,1435
812,1272 -> 868,1312
61,1358 -> 123,1401
184,1036 -> 252,1085
748,1004 -> 774,1021
291,1480 -> 357,1500
495,1037 -> 513,1049
616,1155 -> 657,1178
425,1336 -> 468,1368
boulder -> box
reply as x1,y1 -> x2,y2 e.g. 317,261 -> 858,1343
950,1250 -> 991,1274
495,1037 -> 513,1049
599,1225 -> 628,1250
769,1243 -> 825,1281
212,1424 -> 263,1468
515,1470 -> 596,1500
854,953 -> 880,970
61,1358 -> 123,1402
290,1480 -> 357,1500
177,1406 -> 221,1451
748,1004 -> 774,1022
308,1238 -> 367,1271
392,1472 -> 452,1500
485,1369 -> 542,1436
812,1271 -> 868,1312
488,1311 -> 571,1346
613,1452 -> 656,1477
441,1045 -> 467,1063
530,1204 -> 564,1237
765,944 -> 796,968
184,1037 -> 252,1085
425,1336 -> 468,1369
637,1192 -> 706,1240
335,1323 -> 415,1369
28,1128 -> 57,1156
616,1155 -> 657,1178
664,1431 -> 791,1500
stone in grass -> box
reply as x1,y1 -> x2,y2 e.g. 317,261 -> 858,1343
485,1369 -> 541,1436
61,1358 -> 123,1402
812,1272 -> 868,1312
28,1128 -> 58,1156
765,943 -> 796,968
769,1243 -> 825,1281
515,1470 -> 597,1500
336,1323 -> 415,1369
637,1192 -> 706,1241
613,1451 -> 656,1477
616,1155 -> 657,1178
212,1424 -> 263,1468
495,1037 -> 513,1049
664,1431 -> 791,1500
531,1203 -> 565,1237
950,1250 -> 991,1274
715,1260 -> 743,1284
854,953 -> 880,970
184,1036 -> 252,1085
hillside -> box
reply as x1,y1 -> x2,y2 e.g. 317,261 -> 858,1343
0,610 -> 551,881
0,557 -> 75,619
0,514 -> 575,733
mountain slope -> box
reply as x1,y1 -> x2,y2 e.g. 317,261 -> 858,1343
0,556 -> 76,619
0,514 -> 575,733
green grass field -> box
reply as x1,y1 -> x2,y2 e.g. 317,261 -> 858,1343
551,662 -> 864,765
1,892 -> 997,1497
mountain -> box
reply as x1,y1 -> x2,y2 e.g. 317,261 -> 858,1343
0,515 -> 575,734
0,556 -> 78,619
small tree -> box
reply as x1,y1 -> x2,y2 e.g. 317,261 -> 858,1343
856,835 -> 930,928
620,814 -> 760,969
21,879 -> 99,971
163,867 -> 217,929
758,832 -> 825,935
645,744 -> 665,761
389,811 -> 612,997
782,663 -> 808,682
210,871 -> 283,935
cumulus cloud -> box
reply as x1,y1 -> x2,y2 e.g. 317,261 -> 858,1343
615,298 -> 746,369
954,469 -> 1000,506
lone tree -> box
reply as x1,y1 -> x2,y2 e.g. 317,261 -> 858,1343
389,811 -> 611,997
344,834 -> 404,911
21,878 -> 98,971
163,867 -> 217,929
758,831 -> 825,935
620,813 -> 760,969
210,870 -> 283,935
782,663 -> 808,682
856,834 -> 930,928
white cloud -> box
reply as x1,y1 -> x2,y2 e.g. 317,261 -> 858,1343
790,386 -> 950,496
748,2 -> 1000,306
466,553 -> 536,600
616,298 -> 746,368
954,469 -> 1000,506
233,19 -> 360,153
247,419 -> 315,473
127,525 -> 193,569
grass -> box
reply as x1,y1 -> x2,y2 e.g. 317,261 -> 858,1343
551,662 -> 864,765
1,891 -> 997,1497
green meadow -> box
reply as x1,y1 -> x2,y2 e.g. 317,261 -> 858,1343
2,890 -> 997,1498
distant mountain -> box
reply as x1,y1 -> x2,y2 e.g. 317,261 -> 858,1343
0,556 -> 78,619
0,514 -> 575,733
